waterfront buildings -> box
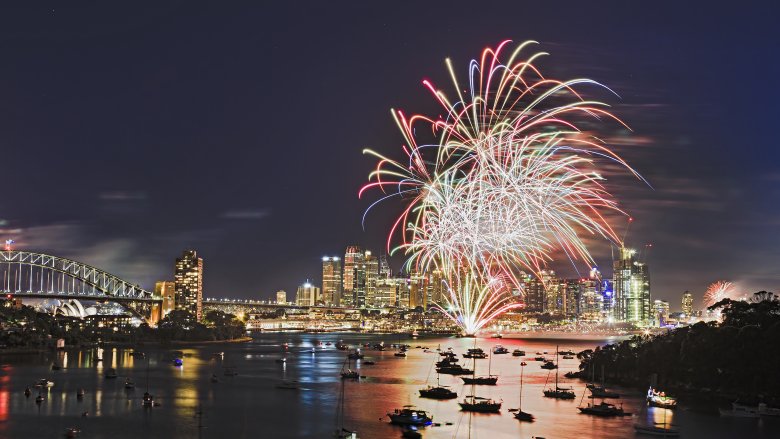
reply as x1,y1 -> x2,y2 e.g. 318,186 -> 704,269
295,282 -> 320,306
321,256 -> 342,305
174,250 -> 203,322
613,247 -> 651,326
654,299 -> 670,326
276,290 -> 287,305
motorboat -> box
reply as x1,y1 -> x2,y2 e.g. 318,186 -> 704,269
541,361 -> 557,370
578,401 -> 631,417
419,385 -> 457,400
124,378 -> 136,389
24,387 -> 31,397
142,392 -> 155,407
559,349 -> 575,355
492,345 -> 509,355
512,349 -> 525,357
463,348 -> 487,359
35,394 -> 46,403
77,388 -> 85,398
362,360 -> 375,366
436,364 -> 472,375
491,333 -> 503,339
462,375 -> 498,385
335,341 -> 348,351
173,358 -> 184,367
562,355 -> 575,360
394,351 -> 407,357
347,350 -> 364,360
459,395 -> 501,413
719,402 -> 760,418
387,406 -> 432,426
64,427 -> 81,438
534,356 -> 546,362
646,387 -> 677,409
35,379 -> 55,388
105,368 -> 118,379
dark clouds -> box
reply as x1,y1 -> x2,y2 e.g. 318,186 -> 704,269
0,2 -> 779,309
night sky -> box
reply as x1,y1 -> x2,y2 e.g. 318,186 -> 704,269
1,2 -> 779,309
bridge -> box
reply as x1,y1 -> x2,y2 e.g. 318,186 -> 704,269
1,250 -> 156,322
0,250 -> 322,325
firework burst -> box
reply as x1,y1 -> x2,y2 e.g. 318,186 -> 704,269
360,40 -> 643,334
704,281 -> 736,307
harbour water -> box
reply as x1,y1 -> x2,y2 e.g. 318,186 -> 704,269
0,333 -> 778,438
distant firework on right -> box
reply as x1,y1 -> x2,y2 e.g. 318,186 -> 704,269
704,281 -> 736,307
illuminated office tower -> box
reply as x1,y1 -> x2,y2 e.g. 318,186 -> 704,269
364,251 -> 379,307
296,282 -> 320,306
379,253 -> 392,279
562,279 -> 580,318
613,247 -> 651,326
409,271 -> 428,309
578,277 -> 603,322
654,299 -> 670,326
174,250 -> 203,322
342,246 -> 363,307
397,276 -> 411,308
276,290 -> 287,304
155,281 -> 176,320
321,256 -> 342,306
427,270 -> 444,305
681,291 -> 693,316
523,273 -> 545,313
375,277 -> 398,308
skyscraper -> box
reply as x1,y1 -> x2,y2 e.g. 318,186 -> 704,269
342,246 -> 363,307
654,299 -> 670,326
296,282 -> 320,306
276,290 -> 287,304
174,250 -> 203,322
364,251 -> 379,307
578,275 -> 604,322
321,256 -> 342,306
613,247 -> 651,326
681,291 -> 693,316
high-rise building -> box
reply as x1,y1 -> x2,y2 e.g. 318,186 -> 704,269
296,282 -> 320,306
379,253 -> 392,279
375,277 -> 398,308
397,275 -> 411,308
578,277 -> 603,322
428,269 -> 444,305
654,299 -> 670,326
155,280 -> 176,320
562,279 -> 580,318
613,247 -> 651,326
321,256 -> 343,306
276,290 -> 287,304
364,251 -> 379,307
174,250 -> 203,322
409,270 -> 427,309
342,246 -> 363,307
681,291 -> 693,316
523,273 -> 546,313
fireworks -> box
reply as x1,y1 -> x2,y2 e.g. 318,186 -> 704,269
704,281 -> 736,307
361,40 -> 642,334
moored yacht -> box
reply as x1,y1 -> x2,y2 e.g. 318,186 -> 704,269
646,387 -> 677,409
492,345 -> 509,354
578,401 -> 631,417
387,406 -> 433,426
419,385 -> 457,399
459,395 -> 501,413
512,349 -> 525,357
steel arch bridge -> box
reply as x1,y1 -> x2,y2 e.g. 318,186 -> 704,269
0,250 -> 154,304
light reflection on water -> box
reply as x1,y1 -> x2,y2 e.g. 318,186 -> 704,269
0,334 -> 776,438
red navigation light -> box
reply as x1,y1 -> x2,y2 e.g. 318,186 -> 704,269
5,294 -> 11,299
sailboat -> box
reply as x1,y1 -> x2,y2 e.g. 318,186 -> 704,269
334,377 -> 359,438
142,358 -> 155,407
419,355 -> 457,399
340,355 -> 359,380
543,346 -> 575,400
462,349 -> 498,385
459,340 -> 501,413
512,361 -> 534,422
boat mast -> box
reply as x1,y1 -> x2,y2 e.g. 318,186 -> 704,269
555,345 -> 559,390
519,361 -> 525,411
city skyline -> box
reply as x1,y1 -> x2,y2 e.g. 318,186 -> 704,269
0,4 -> 779,307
